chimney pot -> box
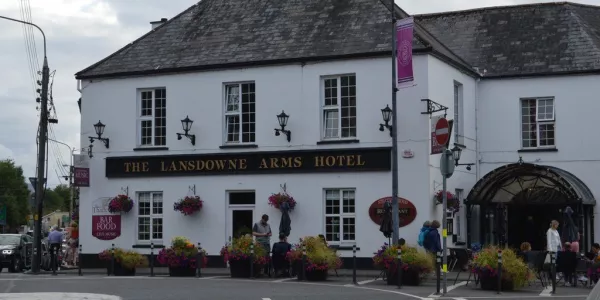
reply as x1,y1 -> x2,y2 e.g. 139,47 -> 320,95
150,18 -> 168,30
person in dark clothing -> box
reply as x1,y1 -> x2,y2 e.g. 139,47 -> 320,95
424,220 -> 442,254
271,234 -> 292,277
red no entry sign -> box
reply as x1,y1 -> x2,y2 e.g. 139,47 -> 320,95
434,118 -> 450,146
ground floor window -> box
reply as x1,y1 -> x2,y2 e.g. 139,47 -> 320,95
137,191 -> 163,243
324,188 -> 356,244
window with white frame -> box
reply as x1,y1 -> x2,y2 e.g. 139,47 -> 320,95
322,75 -> 357,139
453,82 -> 464,145
324,189 -> 356,244
138,88 -> 167,147
137,192 -> 163,242
224,82 -> 256,143
521,98 -> 555,148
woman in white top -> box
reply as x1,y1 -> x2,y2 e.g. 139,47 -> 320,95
547,220 -> 562,252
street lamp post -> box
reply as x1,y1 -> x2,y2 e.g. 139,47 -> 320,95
1,15 -> 49,274
48,139 -> 76,221
389,0 -> 400,245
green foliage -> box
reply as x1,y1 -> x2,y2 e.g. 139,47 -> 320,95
373,244 -> 435,273
99,248 -> 148,270
472,246 -> 531,289
53,184 -> 71,212
287,236 -> 342,270
43,189 -> 64,214
0,159 -> 31,228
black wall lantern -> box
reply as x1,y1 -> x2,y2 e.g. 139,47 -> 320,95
89,120 -> 110,148
176,115 -> 196,145
274,110 -> 291,142
451,145 -> 475,171
379,105 -> 393,137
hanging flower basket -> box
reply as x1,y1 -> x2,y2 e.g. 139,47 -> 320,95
268,192 -> 296,211
434,190 -> 460,213
108,195 -> 134,214
174,196 -> 204,216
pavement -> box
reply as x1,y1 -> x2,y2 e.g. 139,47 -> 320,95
0,268 -> 593,300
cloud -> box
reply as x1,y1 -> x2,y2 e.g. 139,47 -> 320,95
0,0 -> 597,187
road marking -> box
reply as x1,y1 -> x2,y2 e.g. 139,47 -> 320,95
539,286 -> 553,297
0,293 -> 122,300
357,279 -> 377,285
273,278 -> 294,282
453,298 -> 468,300
428,281 -> 467,298
262,298 -> 271,300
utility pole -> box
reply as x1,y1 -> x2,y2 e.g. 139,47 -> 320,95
390,0 -> 400,245
1,15 -> 49,273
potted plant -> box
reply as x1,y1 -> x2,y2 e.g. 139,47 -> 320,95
286,236 -> 342,281
173,196 -> 203,216
98,248 -> 148,276
434,190 -> 460,213
373,243 -> 434,286
108,194 -> 134,214
220,235 -> 269,278
471,246 -> 531,291
268,192 -> 296,211
157,236 -> 207,277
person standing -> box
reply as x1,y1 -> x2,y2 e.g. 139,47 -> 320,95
47,226 -> 63,271
424,220 -> 442,254
252,214 -> 272,275
547,220 -> 562,252
418,221 -> 431,248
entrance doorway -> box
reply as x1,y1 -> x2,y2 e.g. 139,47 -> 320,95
508,204 -> 563,250
227,191 -> 255,240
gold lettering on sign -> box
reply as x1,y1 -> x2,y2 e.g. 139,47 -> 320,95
142,162 -> 149,172
239,159 -> 248,170
314,155 -> 366,167
259,157 -> 302,169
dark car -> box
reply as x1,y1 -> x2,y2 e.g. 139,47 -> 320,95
0,234 -> 32,273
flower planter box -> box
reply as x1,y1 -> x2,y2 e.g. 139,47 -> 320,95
293,260 -> 328,281
168,266 -> 196,277
479,275 -> 514,291
229,258 -> 263,278
107,262 -> 136,276
386,267 -> 422,286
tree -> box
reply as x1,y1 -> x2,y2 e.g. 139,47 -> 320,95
43,189 -> 64,215
0,159 -> 31,228
53,184 -> 71,212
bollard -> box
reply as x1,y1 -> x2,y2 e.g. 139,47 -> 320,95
78,244 -> 82,276
250,243 -> 255,279
51,245 -> 57,276
109,243 -> 115,276
196,242 -> 202,278
497,250 -> 502,294
397,248 -> 403,289
436,252 -> 441,295
551,251 -> 557,294
302,245 -> 307,281
352,244 -> 357,285
150,242 -> 155,277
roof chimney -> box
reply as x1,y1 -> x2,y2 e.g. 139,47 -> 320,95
150,18 -> 168,30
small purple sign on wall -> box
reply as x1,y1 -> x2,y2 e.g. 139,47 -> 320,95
74,167 -> 90,187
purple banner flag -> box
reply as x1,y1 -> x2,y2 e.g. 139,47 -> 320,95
396,17 -> 414,88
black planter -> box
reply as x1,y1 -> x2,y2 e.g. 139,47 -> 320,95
479,275 -> 514,291
386,267 -> 422,286
168,266 -> 196,277
229,258 -> 263,278
293,260 -> 329,281
107,262 -> 136,276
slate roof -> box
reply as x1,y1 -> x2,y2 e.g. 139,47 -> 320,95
76,0 -> 474,79
415,2 -> 600,77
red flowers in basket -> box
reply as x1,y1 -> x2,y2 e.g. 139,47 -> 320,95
434,190 -> 460,213
174,196 -> 203,216
108,195 -> 134,213
268,192 -> 296,210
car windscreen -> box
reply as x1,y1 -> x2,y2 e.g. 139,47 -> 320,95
0,235 -> 20,245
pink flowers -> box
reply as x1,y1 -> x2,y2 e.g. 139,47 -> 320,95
174,196 -> 203,216
108,195 -> 134,213
268,192 -> 296,210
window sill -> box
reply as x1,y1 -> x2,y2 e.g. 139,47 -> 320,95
316,139 -> 360,145
517,148 -> 558,153
133,147 -> 169,151
328,245 -> 360,251
219,144 -> 258,149
132,244 -> 165,249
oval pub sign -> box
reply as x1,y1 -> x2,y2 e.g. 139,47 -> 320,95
368,197 -> 417,227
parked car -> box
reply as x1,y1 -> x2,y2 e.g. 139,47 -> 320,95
0,234 -> 32,273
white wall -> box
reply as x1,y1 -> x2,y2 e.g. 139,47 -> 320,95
426,56 -> 478,245
478,74 -> 600,241
79,56 -> 440,257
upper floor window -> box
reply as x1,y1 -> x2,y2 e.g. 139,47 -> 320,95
322,75 -> 357,139
138,88 -> 166,147
224,82 -> 255,144
521,97 -> 555,148
453,82 -> 464,145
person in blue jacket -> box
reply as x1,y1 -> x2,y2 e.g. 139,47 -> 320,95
417,221 -> 431,247
423,220 -> 442,254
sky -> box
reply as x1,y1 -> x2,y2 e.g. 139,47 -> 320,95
0,0 -> 598,188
